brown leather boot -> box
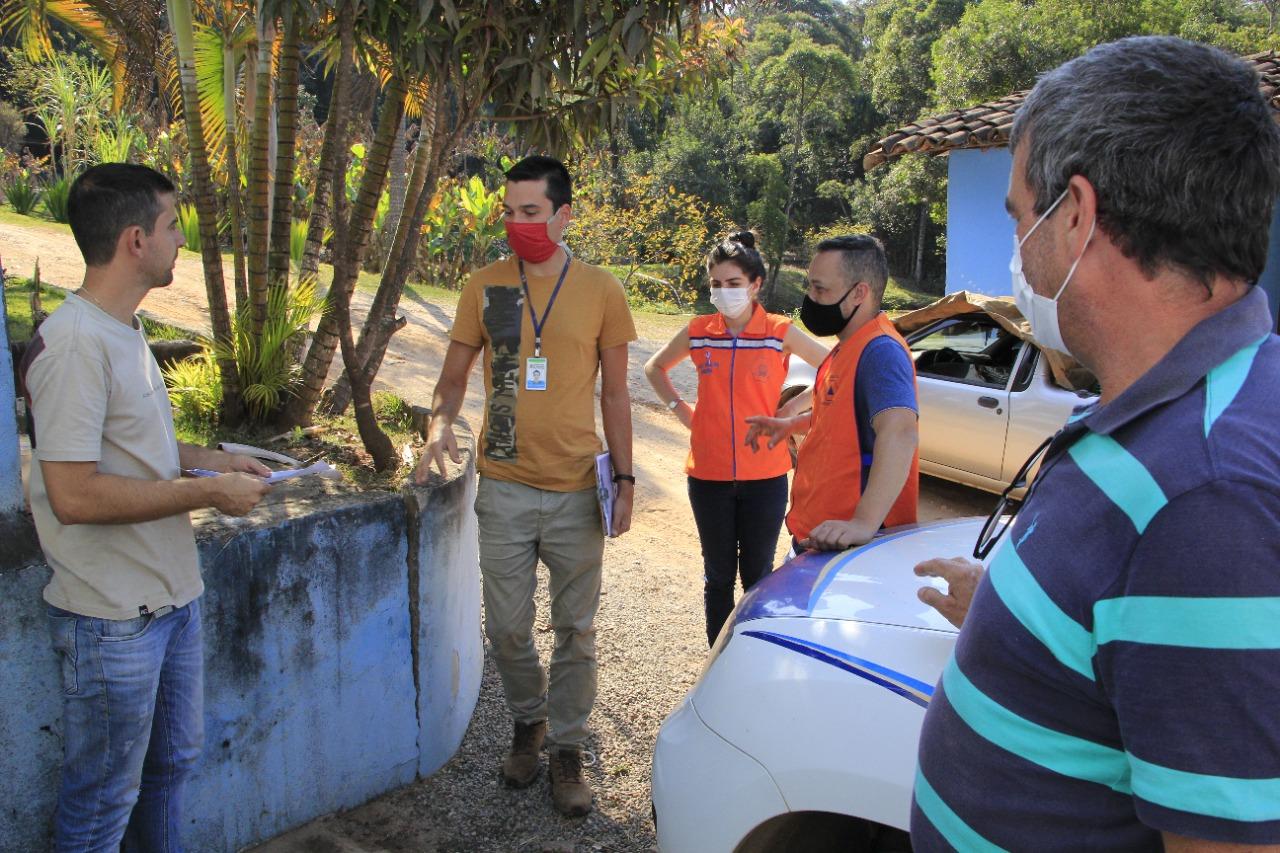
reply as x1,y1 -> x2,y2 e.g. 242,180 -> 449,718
501,720 -> 546,788
549,748 -> 593,817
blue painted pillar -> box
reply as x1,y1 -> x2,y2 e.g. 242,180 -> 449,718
0,261 -> 23,516
946,147 -> 1017,296
1257,205 -> 1280,332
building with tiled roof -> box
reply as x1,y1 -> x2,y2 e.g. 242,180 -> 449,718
863,51 -> 1280,170
864,49 -> 1280,328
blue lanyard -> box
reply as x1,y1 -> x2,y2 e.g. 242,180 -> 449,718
518,253 -> 572,357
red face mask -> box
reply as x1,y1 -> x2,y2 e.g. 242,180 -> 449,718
504,214 -> 561,264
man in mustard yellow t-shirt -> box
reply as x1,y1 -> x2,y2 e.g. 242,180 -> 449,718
413,156 -> 635,817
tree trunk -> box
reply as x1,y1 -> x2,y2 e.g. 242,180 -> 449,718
167,0 -> 245,424
279,4 -> 362,429
762,77 -> 811,305
246,12 -> 275,337
266,5 -> 300,303
329,73 -> 409,471
294,44 -> 357,289
325,84 -> 443,415
379,118 -> 411,269
914,202 -> 928,285
222,14 -> 248,313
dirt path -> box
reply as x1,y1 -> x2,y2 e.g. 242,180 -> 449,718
2,218 -> 989,852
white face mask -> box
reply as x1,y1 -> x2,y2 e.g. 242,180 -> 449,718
710,286 -> 753,320
1010,188 -> 1095,355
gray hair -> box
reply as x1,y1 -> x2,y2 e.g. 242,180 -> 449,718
1010,36 -> 1280,287
815,234 -> 889,302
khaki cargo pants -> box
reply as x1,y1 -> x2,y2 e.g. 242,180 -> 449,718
475,476 -> 604,749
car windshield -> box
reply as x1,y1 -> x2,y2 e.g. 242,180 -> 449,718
912,321 -> 1001,354
910,316 -> 1023,388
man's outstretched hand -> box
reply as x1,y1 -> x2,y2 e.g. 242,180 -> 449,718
743,414 -> 795,452
914,556 -> 985,629
413,421 -> 461,485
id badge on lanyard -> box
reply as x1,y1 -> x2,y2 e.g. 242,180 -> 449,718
519,253 -> 571,392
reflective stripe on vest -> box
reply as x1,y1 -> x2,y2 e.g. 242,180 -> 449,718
786,312 -> 920,540
686,305 -> 793,481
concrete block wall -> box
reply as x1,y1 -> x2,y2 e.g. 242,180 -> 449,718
0,442 -> 482,852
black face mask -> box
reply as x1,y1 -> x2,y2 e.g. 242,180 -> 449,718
800,285 -> 857,337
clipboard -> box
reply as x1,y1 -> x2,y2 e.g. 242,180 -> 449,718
594,451 -> 615,536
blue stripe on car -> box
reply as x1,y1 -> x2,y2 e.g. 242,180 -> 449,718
742,629 -> 934,708
805,518 -> 977,613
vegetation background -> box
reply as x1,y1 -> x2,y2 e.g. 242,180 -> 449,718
2,0 -> 1277,468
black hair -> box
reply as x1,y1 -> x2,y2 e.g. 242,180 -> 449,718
504,155 -> 572,211
1011,36 -> 1280,287
705,230 -> 767,283
815,234 -> 889,303
68,163 -> 176,267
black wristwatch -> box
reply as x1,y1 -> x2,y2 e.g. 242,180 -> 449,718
612,473 -> 636,485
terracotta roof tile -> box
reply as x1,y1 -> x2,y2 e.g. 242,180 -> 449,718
863,51 -> 1280,170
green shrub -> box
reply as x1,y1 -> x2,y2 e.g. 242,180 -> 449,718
4,172 -> 40,215
372,391 -> 414,430
162,348 -> 222,437
213,277 -> 324,422
91,114 -> 144,165
42,176 -> 71,222
3,274 -> 66,342
0,100 -> 25,152
140,316 -> 195,341
177,202 -> 201,253
290,218 -> 308,265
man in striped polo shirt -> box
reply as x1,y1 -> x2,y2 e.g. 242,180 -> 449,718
911,37 -> 1280,851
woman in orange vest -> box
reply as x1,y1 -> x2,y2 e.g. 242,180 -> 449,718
644,232 -> 828,645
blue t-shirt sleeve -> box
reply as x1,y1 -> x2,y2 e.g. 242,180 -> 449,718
1095,480 -> 1280,843
855,337 -> 918,422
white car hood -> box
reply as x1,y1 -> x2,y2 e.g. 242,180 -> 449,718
732,518 -> 986,634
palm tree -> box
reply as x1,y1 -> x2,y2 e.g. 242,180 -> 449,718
167,0 -> 245,423
0,0 -> 127,106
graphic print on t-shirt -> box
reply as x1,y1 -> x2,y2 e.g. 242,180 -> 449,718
483,286 -> 523,462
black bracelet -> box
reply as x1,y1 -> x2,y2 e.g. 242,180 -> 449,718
612,473 -> 636,484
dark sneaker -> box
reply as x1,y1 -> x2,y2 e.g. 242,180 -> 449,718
549,748 -> 593,817
501,720 -> 546,788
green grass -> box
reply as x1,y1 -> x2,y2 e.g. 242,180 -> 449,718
767,265 -> 937,315
0,199 -> 73,232
601,262 -> 939,340
140,315 -> 197,340
4,275 -> 196,343
4,276 -> 66,342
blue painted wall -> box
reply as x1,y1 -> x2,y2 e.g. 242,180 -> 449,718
0,457 -> 482,852
411,471 -> 483,777
945,145 -> 1280,331
0,273 -> 22,516
946,147 -> 1016,297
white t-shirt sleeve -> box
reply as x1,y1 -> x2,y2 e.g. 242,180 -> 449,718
28,344 -> 109,462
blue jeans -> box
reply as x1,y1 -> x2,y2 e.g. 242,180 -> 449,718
47,600 -> 204,853
687,475 -> 789,646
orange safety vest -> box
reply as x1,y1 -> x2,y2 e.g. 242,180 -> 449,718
786,312 -> 919,540
686,305 -> 793,481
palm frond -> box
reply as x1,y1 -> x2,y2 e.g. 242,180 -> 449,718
193,22 -> 228,170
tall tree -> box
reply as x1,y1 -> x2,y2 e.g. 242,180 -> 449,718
861,0 -> 972,124
285,0 -> 739,470
167,0 -> 245,422
754,33 -> 856,300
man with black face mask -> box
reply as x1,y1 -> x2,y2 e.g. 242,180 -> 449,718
745,234 -> 919,551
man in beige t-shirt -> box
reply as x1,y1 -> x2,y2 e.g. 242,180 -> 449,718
21,164 -> 270,849
414,155 -> 635,817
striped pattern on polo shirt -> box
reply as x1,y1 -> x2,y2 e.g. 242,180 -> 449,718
912,329 -> 1280,851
